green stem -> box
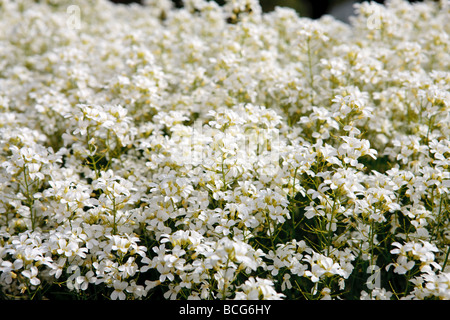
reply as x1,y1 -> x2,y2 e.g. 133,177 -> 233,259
442,246 -> 450,271
291,167 -> 299,236
432,195 -> 444,242
264,210 -> 276,252
22,163 -> 36,231
221,257 -> 230,300
326,192 -> 339,256
112,196 -> 117,235
306,38 -> 316,106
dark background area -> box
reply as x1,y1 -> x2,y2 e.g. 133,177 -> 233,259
109,0 -> 387,20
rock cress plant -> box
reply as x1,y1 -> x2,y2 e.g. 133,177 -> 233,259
0,0 -> 449,300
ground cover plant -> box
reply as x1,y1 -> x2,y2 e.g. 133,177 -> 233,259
0,0 -> 449,300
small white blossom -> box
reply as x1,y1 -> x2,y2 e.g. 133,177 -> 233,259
0,0 -> 448,301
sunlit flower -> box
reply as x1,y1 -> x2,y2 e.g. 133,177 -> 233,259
0,0 -> 448,301
111,280 -> 128,300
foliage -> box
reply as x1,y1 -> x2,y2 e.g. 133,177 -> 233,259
0,0 -> 449,300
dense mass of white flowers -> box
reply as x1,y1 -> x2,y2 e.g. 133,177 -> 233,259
0,0 -> 449,300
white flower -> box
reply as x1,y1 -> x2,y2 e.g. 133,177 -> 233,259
0,260 -> 23,285
281,273 -> 292,291
22,266 -> 40,286
304,253 -> 346,283
111,280 -> 128,300
74,271 -> 96,291
48,258 -> 66,279
235,277 -> 284,300
0,0 -> 449,301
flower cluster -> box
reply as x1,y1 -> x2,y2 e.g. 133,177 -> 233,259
0,0 -> 449,300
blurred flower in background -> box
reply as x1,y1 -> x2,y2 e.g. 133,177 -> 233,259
109,1 -> 439,23
109,0 -> 375,21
